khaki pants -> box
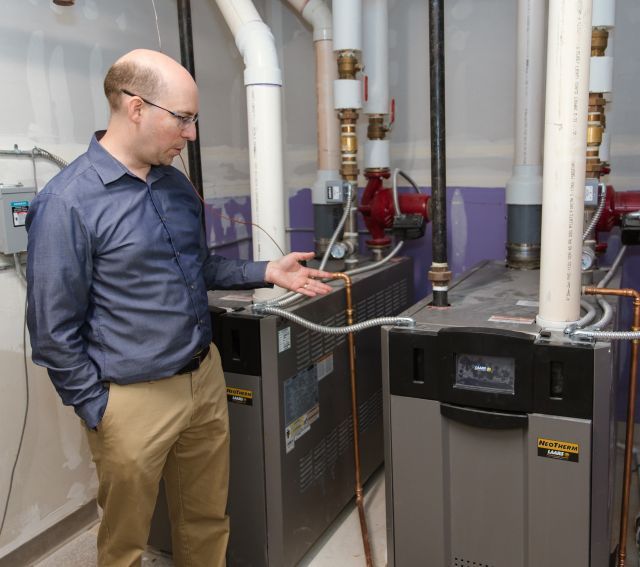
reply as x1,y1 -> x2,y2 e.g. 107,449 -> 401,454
86,345 -> 229,567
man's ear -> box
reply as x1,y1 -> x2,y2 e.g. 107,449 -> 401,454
126,96 -> 144,125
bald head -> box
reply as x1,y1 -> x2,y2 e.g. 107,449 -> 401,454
104,49 -> 197,112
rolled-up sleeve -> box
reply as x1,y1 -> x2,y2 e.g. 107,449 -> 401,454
26,194 -> 107,429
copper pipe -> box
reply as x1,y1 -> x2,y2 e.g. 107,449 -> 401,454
330,272 -> 374,567
583,286 -> 640,567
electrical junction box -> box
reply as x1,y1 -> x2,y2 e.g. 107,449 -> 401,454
0,184 -> 36,254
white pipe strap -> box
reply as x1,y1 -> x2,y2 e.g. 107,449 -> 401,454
236,21 -> 282,86
334,79 -> 362,109
589,57 -> 613,93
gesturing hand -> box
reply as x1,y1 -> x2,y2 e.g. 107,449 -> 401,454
265,252 -> 333,297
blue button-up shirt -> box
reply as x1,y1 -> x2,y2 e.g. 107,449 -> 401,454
26,132 -> 269,429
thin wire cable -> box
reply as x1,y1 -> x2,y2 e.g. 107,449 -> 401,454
392,168 -> 421,217
151,0 -> 163,52
178,153 -> 286,256
0,262 -> 30,539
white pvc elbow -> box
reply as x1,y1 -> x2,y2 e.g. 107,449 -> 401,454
235,21 -> 282,86
301,0 -> 333,41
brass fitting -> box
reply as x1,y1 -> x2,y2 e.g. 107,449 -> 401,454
338,51 -> 360,80
591,28 -> 609,57
428,266 -> 452,283
367,116 -> 388,140
339,109 -> 359,181
586,93 -> 607,179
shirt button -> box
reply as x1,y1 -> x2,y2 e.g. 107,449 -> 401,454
176,251 -> 181,257
162,216 -> 167,222
199,319 -> 204,325
190,284 -> 196,290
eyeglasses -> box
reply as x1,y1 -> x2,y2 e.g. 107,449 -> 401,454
121,89 -> 198,129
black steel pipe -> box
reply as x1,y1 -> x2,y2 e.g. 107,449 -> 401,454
428,0 -> 449,306
177,0 -> 204,204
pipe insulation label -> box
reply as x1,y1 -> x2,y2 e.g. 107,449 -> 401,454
537,437 -> 579,463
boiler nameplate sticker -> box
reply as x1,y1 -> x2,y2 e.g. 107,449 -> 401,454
537,437 -> 579,463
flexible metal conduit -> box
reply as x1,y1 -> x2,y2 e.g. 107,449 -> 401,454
252,306 -> 413,334
582,188 -> 606,241
0,146 -> 69,169
575,299 -> 597,329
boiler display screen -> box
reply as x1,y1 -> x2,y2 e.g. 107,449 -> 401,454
454,353 -> 515,395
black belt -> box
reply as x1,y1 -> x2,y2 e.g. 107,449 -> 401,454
177,345 -> 210,375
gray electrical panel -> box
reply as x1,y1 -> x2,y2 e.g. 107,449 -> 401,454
0,184 -> 36,254
383,261 -> 618,566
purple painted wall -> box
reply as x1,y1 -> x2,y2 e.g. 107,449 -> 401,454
206,186 -> 507,300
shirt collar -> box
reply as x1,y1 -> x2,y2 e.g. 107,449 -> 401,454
88,131 -> 171,187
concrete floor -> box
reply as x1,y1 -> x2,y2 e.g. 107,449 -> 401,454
32,430 -> 640,567
33,469 -> 387,567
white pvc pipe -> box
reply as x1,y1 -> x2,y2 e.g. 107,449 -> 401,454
506,0 -> 545,206
215,0 -> 287,302
362,0 -> 389,116
537,0 -> 593,329
333,0 -> 362,52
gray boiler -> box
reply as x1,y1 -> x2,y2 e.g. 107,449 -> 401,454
382,261 -> 617,567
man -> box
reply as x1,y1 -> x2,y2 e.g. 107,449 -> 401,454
26,49 -> 331,567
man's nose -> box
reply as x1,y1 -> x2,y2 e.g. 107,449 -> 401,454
182,121 -> 197,141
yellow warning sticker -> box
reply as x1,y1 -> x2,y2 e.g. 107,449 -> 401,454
537,437 -> 579,462
226,387 -> 253,406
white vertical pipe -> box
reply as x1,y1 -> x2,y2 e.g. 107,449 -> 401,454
362,0 -> 388,115
215,0 -> 287,300
537,0 -> 593,329
506,0 -> 546,206
363,0 -> 390,170
333,0 -> 362,52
